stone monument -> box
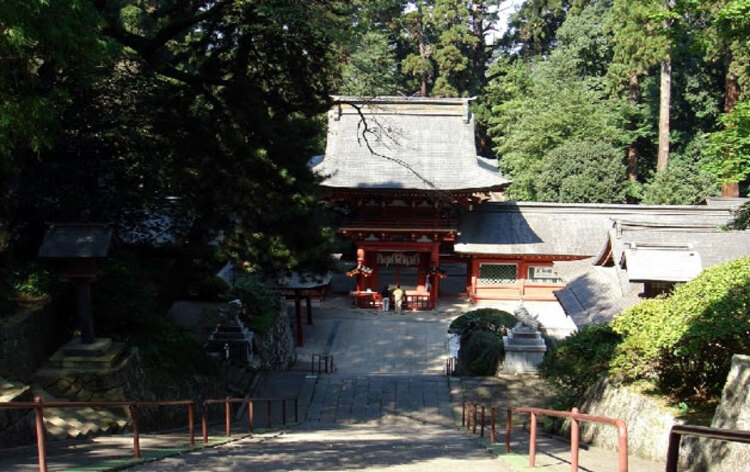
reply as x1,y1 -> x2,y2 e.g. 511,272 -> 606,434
503,306 -> 547,373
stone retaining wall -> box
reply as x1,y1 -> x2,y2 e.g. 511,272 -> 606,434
0,304 -> 66,382
252,304 -> 295,370
682,355 -> 750,472
572,378 -> 678,461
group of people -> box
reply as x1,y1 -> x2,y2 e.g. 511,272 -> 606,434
380,284 -> 404,313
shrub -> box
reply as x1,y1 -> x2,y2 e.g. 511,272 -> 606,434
539,324 -> 622,407
462,330 -> 504,375
448,308 -> 517,340
229,274 -> 281,333
450,308 -> 517,376
611,257 -> 750,400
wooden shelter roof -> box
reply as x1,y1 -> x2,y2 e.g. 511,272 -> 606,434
38,223 -> 113,259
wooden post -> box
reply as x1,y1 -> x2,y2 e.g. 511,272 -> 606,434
306,295 -> 313,325
295,290 -> 303,347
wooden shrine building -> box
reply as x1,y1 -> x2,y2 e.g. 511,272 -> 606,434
312,97 -> 510,309
313,97 -> 742,310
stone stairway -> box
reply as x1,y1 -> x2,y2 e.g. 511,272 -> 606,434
32,387 -> 129,440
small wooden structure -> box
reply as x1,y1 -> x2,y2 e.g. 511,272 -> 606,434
38,223 -> 113,344
276,273 -> 332,347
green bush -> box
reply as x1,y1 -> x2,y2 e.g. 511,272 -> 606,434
229,274 -> 281,333
611,257 -> 750,400
448,308 -> 517,339
539,324 -> 622,407
462,330 -> 504,375
450,308 -> 517,376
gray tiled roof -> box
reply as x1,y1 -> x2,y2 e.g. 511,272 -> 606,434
312,97 -> 510,191
555,222 -> 750,327
554,267 -> 642,326
38,223 -> 113,259
455,202 -> 737,256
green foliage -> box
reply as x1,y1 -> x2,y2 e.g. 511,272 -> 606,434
611,257 -> 750,399
702,100 -> 750,184
640,137 -> 718,204
448,308 -> 517,339
340,31 -> 402,96
92,256 -> 213,374
725,201 -> 750,230
539,324 -> 622,407
450,308 -> 516,376
229,274 -> 282,334
8,263 -> 56,299
537,140 -> 628,203
462,330 -> 504,375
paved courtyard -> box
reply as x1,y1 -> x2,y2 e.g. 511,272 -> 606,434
0,295 -> 665,471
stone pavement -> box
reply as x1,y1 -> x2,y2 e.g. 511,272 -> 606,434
0,295 -> 666,471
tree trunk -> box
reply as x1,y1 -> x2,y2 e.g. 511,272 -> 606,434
627,72 -> 640,182
419,35 -> 428,97
722,51 -> 741,197
657,56 -> 671,172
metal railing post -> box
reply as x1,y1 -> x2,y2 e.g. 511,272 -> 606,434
472,404 -> 477,434
225,397 -> 231,437
294,399 -> 298,423
665,430 -> 680,472
490,406 -> 496,444
33,396 -> 47,472
616,420 -> 629,472
202,402 -> 208,444
505,408 -> 512,454
248,401 -> 254,433
282,399 -> 287,425
267,400 -> 272,429
129,404 -> 141,459
188,403 -> 195,446
462,402 -> 466,427
529,411 -> 537,468
570,407 -> 579,471
481,406 -> 485,438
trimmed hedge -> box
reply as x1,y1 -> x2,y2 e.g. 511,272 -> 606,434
449,308 -> 517,376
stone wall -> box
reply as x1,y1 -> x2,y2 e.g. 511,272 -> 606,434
571,378 -> 679,461
0,303 -> 67,382
251,304 -> 295,370
32,348 -> 226,432
682,355 -> 750,472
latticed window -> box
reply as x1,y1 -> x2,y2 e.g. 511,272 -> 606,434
478,264 -> 517,285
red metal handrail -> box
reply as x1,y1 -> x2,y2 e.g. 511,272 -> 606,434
510,406 -> 628,472
462,402 -> 628,472
201,397 -> 298,443
665,424 -> 750,472
0,397 -> 195,472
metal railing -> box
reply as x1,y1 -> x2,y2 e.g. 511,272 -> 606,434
0,396 -> 195,472
201,397 -> 298,443
665,424 -> 750,472
445,356 -> 457,376
462,402 -> 629,472
312,353 -> 335,374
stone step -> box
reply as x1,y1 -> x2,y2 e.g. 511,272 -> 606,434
33,388 -> 130,440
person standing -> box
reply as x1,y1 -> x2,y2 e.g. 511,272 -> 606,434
381,285 -> 390,312
392,284 -> 405,314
